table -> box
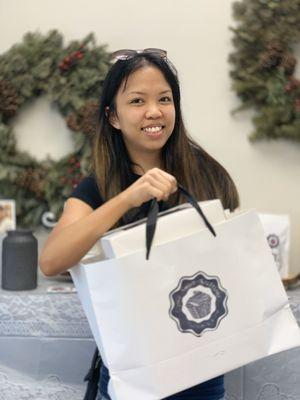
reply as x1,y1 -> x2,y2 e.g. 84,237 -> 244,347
0,267 -> 95,399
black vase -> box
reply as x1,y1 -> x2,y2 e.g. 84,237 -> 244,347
1,229 -> 38,290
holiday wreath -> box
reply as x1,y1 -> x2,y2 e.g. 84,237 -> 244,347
0,31 -> 111,228
229,0 -> 300,142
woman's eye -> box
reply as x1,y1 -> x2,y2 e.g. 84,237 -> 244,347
160,96 -> 172,103
130,98 -> 143,104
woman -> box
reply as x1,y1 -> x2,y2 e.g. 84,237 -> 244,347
40,48 -> 239,399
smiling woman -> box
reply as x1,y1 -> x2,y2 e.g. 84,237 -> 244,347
40,48 -> 239,400
107,66 -> 176,172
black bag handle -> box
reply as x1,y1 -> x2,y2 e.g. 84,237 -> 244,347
83,347 -> 102,400
146,184 -> 217,259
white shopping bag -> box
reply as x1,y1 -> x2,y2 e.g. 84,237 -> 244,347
71,193 -> 300,400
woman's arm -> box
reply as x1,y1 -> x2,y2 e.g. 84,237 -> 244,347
39,168 -> 177,277
39,193 -> 131,276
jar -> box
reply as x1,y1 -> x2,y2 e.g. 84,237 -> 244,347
1,229 -> 37,290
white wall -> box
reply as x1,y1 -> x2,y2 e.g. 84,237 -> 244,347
1,0 -> 299,276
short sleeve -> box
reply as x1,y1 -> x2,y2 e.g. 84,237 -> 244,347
69,176 -> 103,210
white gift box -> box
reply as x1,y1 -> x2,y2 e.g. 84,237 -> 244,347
101,199 -> 225,258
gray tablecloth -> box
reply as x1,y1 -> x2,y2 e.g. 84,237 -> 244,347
0,266 -> 95,399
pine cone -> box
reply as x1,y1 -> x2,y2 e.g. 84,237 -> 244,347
16,168 -> 45,198
280,53 -> 297,76
67,100 -> 99,136
80,100 -> 99,135
267,40 -> 284,54
0,79 -> 21,117
260,40 -> 285,70
66,113 -> 81,131
259,50 -> 281,70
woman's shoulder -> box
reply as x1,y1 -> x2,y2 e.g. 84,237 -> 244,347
69,174 -> 103,210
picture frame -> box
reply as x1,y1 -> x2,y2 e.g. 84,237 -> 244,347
0,200 -> 16,234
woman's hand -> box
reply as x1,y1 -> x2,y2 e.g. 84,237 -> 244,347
39,168 -> 177,276
119,168 -> 178,209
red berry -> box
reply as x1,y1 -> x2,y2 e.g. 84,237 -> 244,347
284,83 -> 292,92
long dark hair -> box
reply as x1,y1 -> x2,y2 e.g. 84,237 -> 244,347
93,52 -> 239,218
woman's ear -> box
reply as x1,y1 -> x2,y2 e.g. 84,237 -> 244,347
106,106 -> 120,130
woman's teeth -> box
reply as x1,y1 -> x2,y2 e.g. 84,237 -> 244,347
143,126 -> 163,133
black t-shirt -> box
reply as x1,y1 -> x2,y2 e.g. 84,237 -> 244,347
71,175 -> 103,209
70,174 -> 225,400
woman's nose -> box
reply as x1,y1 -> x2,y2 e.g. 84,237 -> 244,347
145,103 -> 162,119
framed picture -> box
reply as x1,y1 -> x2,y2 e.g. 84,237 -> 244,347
0,200 -> 16,234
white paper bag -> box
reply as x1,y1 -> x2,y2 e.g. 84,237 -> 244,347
71,203 -> 300,400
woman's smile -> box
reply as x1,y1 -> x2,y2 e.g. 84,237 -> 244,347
142,124 -> 165,138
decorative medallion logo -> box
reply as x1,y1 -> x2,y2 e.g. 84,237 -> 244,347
267,234 -> 280,249
267,234 -> 281,271
169,271 -> 228,336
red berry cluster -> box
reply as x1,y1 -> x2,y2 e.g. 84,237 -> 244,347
60,157 -> 83,188
284,77 -> 300,93
295,98 -> 300,113
284,77 -> 300,113
59,44 -> 85,72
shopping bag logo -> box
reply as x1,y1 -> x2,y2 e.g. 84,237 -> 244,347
267,234 -> 280,248
169,271 -> 228,336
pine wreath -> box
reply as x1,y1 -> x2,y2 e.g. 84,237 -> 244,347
229,0 -> 300,141
0,31 -> 111,228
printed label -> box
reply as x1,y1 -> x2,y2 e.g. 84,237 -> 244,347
169,271 -> 228,336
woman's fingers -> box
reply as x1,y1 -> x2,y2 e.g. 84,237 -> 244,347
142,175 -> 170,200
123,167 -> 178,208
143,168 -> 178,197
147,185 -> 168,202
155,169 -> 178,193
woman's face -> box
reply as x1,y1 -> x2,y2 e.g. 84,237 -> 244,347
109,65 -> 176,161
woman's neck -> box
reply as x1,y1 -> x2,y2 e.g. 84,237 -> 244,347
130,153 -> 163,175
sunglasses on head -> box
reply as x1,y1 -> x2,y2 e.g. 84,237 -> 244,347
110,48 -> 167,62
